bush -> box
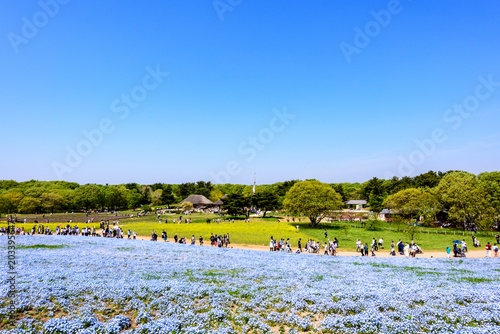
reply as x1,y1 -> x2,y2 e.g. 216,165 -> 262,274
365,219 -> 383,231
141,204 -> 152,212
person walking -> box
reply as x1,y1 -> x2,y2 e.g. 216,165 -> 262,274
446,246 -> 451,259
485,242 -> 492,257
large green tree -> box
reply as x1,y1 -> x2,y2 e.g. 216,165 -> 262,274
434,171 -> 493,229
478,171 -> 500,216
222,193 -> 252,218
160,184 -> 175,206
126,190 -> 142,209
362,177 -> 387,212
283,180 -> 344,227
0,197 -> 13,214
40,192 -> 66,212
74,184 -> 101,210
18,197 -> 41,214
176,182 -> 196,199
2,192 -> 24,212
383,188 -> 440,223
195,181 -> 214,199
105,185 -> 128,210
415,170 -> 441,188
254,190 -> 279,218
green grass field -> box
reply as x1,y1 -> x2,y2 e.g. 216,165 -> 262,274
4,211 -> 498,251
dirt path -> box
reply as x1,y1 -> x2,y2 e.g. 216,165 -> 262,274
132,235 -> 493,259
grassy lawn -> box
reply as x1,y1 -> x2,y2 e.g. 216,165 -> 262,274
4,212 -> 497,252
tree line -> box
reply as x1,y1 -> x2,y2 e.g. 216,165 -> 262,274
0,170 -> 499,230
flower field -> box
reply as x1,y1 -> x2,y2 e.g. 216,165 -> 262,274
1,236 -> 499,334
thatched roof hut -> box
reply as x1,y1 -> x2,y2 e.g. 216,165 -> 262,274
214,199 -> 224,205
180,195 -> 213,207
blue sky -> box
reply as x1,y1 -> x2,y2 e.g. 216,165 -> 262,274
1,0 -> 499,185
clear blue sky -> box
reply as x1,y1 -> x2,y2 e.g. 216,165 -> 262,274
1,0 -> 499,185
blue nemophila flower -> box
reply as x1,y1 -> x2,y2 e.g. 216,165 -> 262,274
0,235 -> 498,334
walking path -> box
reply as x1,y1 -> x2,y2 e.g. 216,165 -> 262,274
134,236 -> 492,259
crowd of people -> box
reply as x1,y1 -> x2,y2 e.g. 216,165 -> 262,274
147,230 -> 231,248
2,213 -> 500,259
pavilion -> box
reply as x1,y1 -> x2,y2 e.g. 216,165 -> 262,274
179,195 -> 214,208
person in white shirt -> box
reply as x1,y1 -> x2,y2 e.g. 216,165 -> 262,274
404,243 -> 410,257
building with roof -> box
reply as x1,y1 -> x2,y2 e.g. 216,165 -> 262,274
179,195 -> 213,208
345,200 -> 367,210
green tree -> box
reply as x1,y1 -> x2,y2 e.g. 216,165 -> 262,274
222,193 -> 251,218
415,170 -> 442,188
2,192 -> 24,212
150,183 -> 164,191
434,171 -> 493,229
180,201 -> 194,212
24,186 -> 45,198
160,185 -> 175,206
388,176 -> 416,194
0,196 -> 13,214
151,189 -> 162,206
362,177 -> 387,212
283,180 -> 344,228
176,182 -> 196,199
74,184 -> 101,210
254,190 -> 279,218
209,189 -> 224,202
17,197 -> 41,214
195,181 -> 213,199
0,180 -> 19,190
40,192 -> 66,212
124,183 -> 140,191
127,190 -> 142,209
383,188 -> 440,222
139,185 -> 153,205
478,171 -> 500,216
105,185 -> 128,210
330,184 -> 347,202
342,182 -> 363,201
